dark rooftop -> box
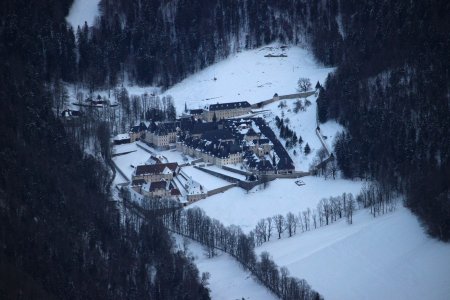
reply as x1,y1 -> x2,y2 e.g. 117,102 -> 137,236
202,129 -> 235,141
189,109 -> 204,115
135,163 -> 178,176
209,101 -> 251,111
131,179 -> 146,186
149,181 -> 167,191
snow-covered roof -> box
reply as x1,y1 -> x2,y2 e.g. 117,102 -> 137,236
114,133 -> 130,140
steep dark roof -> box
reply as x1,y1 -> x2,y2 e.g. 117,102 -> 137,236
189,109 -> 204,115
246,128 -> 258,136
149,181 -> 167,191
149,121 -> 177,135
209,101 -> 251,111
131,122 -> 147,133
202,129 -> 235,141
257,159 -> 274,171
253,138 -> 271,144
250,117 -> 294,170
183,136 -> 242,159
277,157 -> 295,170
135,163 -> 178,176
171,188 -> 181,196
190,122 -> 218,135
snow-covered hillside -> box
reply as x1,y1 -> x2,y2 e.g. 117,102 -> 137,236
173,235 -> 277,300
66,0 -> 101,29
257,206 -> 450,300
163,44 -> 333,113
106,43 -> 450,300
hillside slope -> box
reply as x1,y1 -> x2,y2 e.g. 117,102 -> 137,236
257,206 -> 450,300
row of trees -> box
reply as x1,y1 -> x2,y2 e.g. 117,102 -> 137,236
62,85 -> 177,161
252,192 -> 357,247
131,197 -> 323,300
275,116 -> 303,149
293,98 -> 312,114
253,183 -> 397,247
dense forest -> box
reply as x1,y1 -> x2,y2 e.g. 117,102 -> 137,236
0,1 -> 209,298
317,0 -> 450,240
44,0 -> 343,89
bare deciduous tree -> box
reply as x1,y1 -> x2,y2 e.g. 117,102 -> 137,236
273,214 -> 285,239
286,212 -> 296,237
297,77 -> 312,92
266,217 -> 274,241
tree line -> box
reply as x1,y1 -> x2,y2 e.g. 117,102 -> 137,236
127,194 -> 323,300
317,0 -> 450,240
253,184 -> 397,247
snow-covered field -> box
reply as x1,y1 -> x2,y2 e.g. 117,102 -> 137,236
200,165 -> 247,181
257,206 -> 450,300
66,0 -> 101,29
181,166 -> 231,191
112,143 -> 150,181
192,177 -> 363,233
173,235 -> 277,300
162,44 -> 333,114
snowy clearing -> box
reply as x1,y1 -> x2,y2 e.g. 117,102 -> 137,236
199,165 -> 247,181
172,234 -> 277,300
180,166 -> 231,191
66,0 -> 101,29
112,143 -> 151,181
257,206 -> 450,300
191,176 -> 363,233
162,43 -> 333,115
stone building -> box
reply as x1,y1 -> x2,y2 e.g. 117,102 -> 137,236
202,101 -> 251,121
132,163 -> 179,182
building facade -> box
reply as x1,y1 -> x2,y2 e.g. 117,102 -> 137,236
202,101 -> 251,121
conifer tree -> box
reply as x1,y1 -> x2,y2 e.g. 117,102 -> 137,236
304,143 -> 311,155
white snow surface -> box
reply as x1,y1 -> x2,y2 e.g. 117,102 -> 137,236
199,165 -> 247,180
66,0 -> 101,29
256,206 -> 450,300
191,176 -> 363,233
181,166 -> 230,191
112,143 -> 150,181
172,234 -> 277,300
163,44 -> 333,114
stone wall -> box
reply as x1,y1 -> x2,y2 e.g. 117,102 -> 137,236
251,91 -> 316,108
207,183 -> 237,196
